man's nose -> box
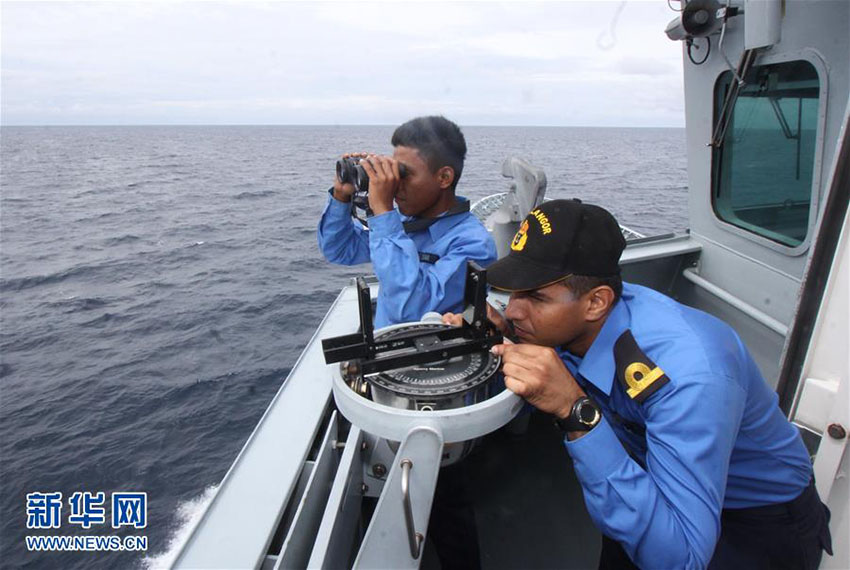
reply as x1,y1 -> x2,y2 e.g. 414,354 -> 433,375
505,297 -> 524,321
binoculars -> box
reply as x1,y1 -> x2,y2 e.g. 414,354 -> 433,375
336,157 -> 408,194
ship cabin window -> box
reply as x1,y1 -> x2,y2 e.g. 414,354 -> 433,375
712,60 -> 820,248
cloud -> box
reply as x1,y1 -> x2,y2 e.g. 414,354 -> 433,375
613,56 -> 677,77
1,2 -> 685,126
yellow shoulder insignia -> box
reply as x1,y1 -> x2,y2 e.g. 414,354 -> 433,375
614,330 -> 670,403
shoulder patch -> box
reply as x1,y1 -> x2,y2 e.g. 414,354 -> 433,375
614,330 -> 670,403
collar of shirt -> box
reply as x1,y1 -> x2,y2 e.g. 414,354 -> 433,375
399,196 -> 470,240
557,285 -> 633,396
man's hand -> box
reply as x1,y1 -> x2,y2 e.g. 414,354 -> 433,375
361,154 -> 402,215
442,312 -> 464,327
332,152 -> 368,203
491,343 -> 586,420
442,303 -> 511,336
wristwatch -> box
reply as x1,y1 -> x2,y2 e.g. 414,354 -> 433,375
555,397 -> 602,433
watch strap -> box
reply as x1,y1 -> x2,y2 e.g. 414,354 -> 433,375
555,397 -> 601,433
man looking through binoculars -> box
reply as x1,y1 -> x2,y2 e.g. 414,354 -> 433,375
317,115 -> 497,329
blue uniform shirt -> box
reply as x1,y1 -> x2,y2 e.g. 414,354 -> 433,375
317,193 -> 497,328
562,283 -> 812,570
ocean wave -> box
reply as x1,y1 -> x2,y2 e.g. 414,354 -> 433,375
47,296 -> 110,312
145,163 -> 185,169
79,312 -> 125,327
233,189 -> 276,200
0,259 -> 140,292
140,485 -> 218,570
1,331 -> 62,353
159,223 -> 220,236
103,234 -> 142,246
73,187 -> 115,198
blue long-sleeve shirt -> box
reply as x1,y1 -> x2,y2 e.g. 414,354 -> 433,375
561,283 -> 812,570
317,193 -> 497,328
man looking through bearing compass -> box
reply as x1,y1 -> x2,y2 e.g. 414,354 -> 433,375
444,198 -> 832,570
318,115 -> 496,569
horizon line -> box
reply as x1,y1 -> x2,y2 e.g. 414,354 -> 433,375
0,123 -> 685,129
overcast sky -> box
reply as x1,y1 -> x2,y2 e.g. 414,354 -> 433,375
1,1 -> 686,127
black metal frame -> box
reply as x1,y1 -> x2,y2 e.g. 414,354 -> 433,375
321,262 -> 503,377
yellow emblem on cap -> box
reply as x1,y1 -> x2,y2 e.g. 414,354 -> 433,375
511,220 -> 529,251
624,362 -> 666,399
530,208 -> 553,235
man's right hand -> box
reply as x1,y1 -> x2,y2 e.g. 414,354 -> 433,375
332,152 -> 368,203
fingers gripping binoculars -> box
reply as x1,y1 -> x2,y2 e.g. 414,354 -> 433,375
336,157 -> 409,194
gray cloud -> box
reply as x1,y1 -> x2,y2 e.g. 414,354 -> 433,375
613,56 -> 677,76
1,2 -> 685,127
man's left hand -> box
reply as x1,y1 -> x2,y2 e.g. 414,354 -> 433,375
491,343 -> 586,419
442,304 -> 512,338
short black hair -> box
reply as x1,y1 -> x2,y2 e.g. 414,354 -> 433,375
391,115 -> 466,191
561,274 -> 623,304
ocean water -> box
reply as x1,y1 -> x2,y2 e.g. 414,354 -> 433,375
0,125 -> 687,569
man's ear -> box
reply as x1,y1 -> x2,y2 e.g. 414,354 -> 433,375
585,286 -> 615,322
437,166 -> 455,190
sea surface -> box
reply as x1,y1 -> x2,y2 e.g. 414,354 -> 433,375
0,125 -> 687,569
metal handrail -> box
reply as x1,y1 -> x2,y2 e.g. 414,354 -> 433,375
400,459 -> 423,559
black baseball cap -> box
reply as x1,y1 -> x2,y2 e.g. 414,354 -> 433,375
486,199 -> 626,291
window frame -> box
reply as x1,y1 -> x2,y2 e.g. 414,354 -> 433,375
710,49 -> 829,256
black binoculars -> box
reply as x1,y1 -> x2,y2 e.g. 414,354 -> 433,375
336,157 -> 408,194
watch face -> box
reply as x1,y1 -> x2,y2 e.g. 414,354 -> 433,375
555,398 -> 601,433
578,401 -> 600,425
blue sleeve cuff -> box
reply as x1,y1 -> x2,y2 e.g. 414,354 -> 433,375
367,209 -> 404,238
326,190 -> 353,216
565,417 -> 631,484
